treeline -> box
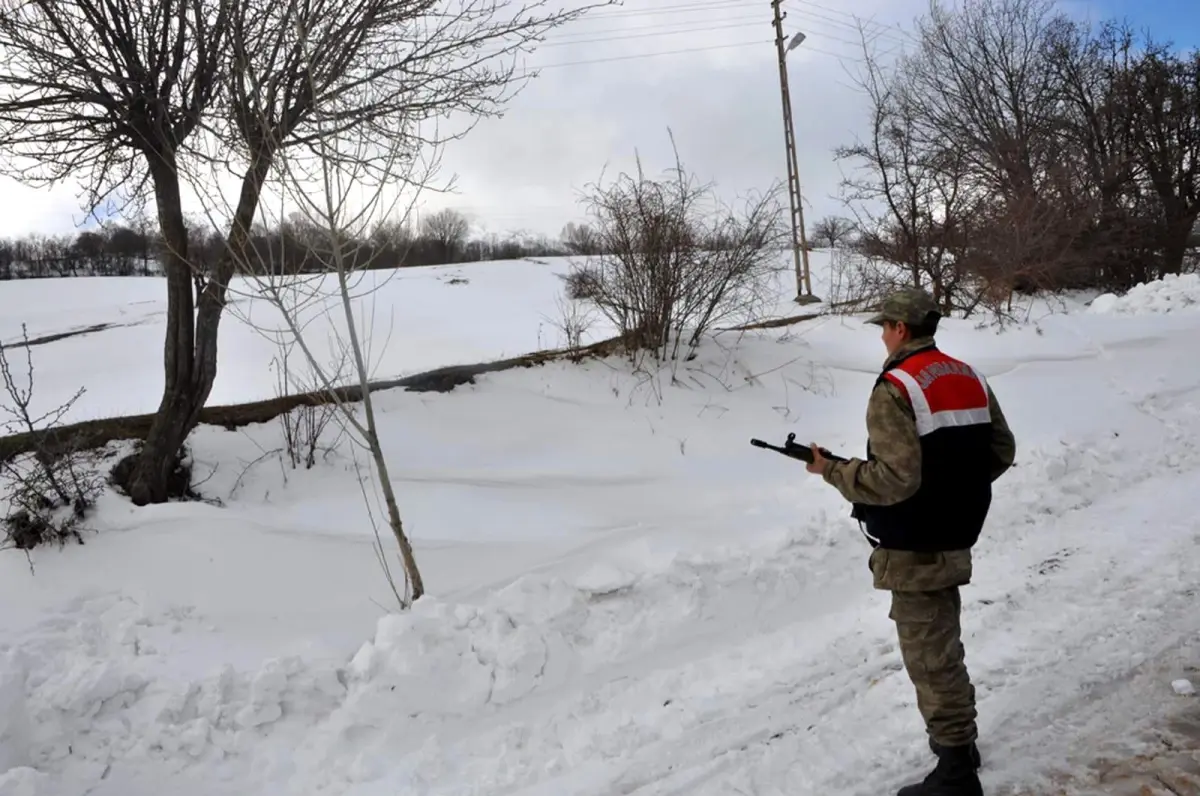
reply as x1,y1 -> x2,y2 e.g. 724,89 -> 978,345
0,208 -> 728,280
0,210 -> 586,281
0,209 -> 620,281
833,0 -> 1200,309
0,226 -> 158,279
197,209 -> 580,276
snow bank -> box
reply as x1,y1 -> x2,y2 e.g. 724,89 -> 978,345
8,389 -> 1200,795
0,591 -> 350,789
1089,273 -> 1200,315
0,768 -> 50,796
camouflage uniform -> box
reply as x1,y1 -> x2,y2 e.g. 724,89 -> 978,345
822,288 -> 1016,757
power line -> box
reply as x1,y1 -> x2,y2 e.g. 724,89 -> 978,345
529,34 -> 865,71
545,7 -> 889,52
548,15 -> 763,43
781,17 -> 890,50
580,0 -> 757,21
544,13 -> 883,52
532,39 -> 773,70
542,20 -> 764,48
787,0 -> 916,43
511,2 -> 870,70
787,6 -> 908,47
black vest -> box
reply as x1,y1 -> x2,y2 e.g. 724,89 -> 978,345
854,345 -> 994,552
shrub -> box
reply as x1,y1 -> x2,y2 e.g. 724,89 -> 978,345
571,134 -> 786,362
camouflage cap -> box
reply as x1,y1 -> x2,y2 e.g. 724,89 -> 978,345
865,287 -> 940,327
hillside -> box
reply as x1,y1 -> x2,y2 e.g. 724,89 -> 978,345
1,258 -> 1199,795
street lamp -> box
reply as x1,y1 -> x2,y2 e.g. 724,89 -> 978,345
770,5 -> 819,304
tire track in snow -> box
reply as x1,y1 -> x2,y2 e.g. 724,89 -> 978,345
595,403 -> 1200,796
477,386 -> 1200,796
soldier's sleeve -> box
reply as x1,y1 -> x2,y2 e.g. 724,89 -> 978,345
821,380 -> 922,505
986,383 -> 1016,481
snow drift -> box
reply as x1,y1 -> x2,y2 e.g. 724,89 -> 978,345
1,261 -> 1199,795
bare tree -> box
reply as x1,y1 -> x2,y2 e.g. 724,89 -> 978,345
891,0 -> 1200,297
0,0 -> 610,505
904,0 -> 1065,203
810,216 -> 857,249
212,96 -> 439,604
1042,18 -> 1157,290
1121,46 -> 1200,276
835,29 -> 976,312
369,217 -> 418,268
903,0 -> 1099,306
0,0 -> 231,503
834,0 -> 1167,312
561,221 -> 601,255
421,208 -> 472,263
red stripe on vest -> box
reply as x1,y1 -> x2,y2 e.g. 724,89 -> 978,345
883,349 -> 987,413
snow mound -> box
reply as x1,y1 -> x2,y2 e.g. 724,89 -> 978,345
1089,273 -> 1200,315
0,768 -> 50,796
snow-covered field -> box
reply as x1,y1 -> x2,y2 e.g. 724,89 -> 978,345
1,256 -> 1200,796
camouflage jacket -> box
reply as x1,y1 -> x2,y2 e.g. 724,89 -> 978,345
822,337 -> 1016,507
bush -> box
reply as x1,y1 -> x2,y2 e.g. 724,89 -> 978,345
0,327 -> 105,551
270,339 -> 342,471
571,135 -> 786,362
3,469 -> 93,551
563,265 -> 602,300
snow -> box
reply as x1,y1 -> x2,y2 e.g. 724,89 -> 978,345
1088,271 -> 1200,315
0,260 -> 622,423
2,256 -> 1200,795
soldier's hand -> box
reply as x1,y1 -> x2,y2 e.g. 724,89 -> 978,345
806,443 -> 829,474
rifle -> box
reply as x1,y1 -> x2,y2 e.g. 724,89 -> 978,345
749,432 -> 847,464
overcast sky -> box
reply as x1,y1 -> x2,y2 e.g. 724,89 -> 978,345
0,0 -> 1191,242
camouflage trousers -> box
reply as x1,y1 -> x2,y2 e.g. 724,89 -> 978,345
869,548 -> 979,748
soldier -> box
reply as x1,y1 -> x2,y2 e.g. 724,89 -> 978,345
806,287 -> 1016,796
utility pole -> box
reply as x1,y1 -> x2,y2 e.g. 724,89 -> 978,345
771,1 -> 818,304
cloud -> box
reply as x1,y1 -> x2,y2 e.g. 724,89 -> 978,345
0,0 -> 925,240
415,0 -> 928,236
0,176 -> 106,238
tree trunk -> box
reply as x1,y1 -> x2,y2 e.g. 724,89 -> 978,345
126,150 -> 274,505
335,266 -> 425,602
1161,212 -> 1198,276
127,156 -> 199,505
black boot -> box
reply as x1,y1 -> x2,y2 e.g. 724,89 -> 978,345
897,744 -> 983,796
929,738 -> 981,770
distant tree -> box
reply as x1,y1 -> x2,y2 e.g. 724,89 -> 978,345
71,231 -> 107,276
1121,46 -> 1200,275
421,209 -> 472,263
369,218 -> 417,269
811,216 -> 857,249
561,221 -> 601,255
104,226 -> 144,276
